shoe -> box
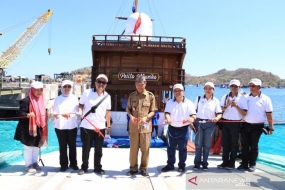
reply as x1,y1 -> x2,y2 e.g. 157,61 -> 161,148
33,162 -> 42,171
60,166 -> 67,172
161,165 -> 174,172
94,169 -> 105,175
225,165 -> 235,170
126,170 -> 138,176
141,171 -> 149,176
78,169 -> 86,175
202,166 -> 208,171
156,137 -> 159,139
193,165 -> 200,170
70,165 -> 79,170
217,163 -> 227,169
178,168 -> 185,172
237,164 -> 248,171
25,164 -> 36,173
248,165 -> 256,172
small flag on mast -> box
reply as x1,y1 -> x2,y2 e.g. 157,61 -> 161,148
133,13 -> 141,34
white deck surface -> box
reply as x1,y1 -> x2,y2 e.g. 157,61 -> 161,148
0,148 -> 284,190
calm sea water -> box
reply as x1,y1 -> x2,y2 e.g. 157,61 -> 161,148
184,86 -> 285,170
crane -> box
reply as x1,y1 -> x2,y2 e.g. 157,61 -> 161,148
0,9 -> 53,76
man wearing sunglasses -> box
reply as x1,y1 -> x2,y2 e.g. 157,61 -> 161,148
237,78 -> 274,172
126,75 -> 156,177
217,79 -> 247,170
77,74 -> 111,175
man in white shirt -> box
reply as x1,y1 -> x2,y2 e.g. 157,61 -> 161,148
161,93 -> 170,110
237,78 -> 274,172
161,84 -> 196,173
217,79 -> 247,170
77,74 -> 111,175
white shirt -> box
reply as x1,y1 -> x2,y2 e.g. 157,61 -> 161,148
52,95 -> 79,130
221,93 -> 247,120
195,95 -> 222,119
243,92 -> 273,123
79,89 -> 111,130
162,97 -> 170,104
164,97 -> 196,127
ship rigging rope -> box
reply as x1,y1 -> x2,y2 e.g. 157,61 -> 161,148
150,0 -> 168,38
106,0 -> 129,35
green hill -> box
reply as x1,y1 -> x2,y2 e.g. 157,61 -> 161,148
185,68 -> 285,87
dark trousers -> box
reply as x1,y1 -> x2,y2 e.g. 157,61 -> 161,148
167,125 -> 189,169
55,128 -> 78,168
80,127 -> 105,171
222,122 -> 241,166
241,123 -> 263,166
152,125 -> 158,136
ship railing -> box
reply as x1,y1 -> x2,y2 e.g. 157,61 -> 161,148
92,35 -> 186,49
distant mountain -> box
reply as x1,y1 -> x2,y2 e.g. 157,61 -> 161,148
185,68 -> 285,87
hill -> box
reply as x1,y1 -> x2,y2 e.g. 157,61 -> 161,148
185,68 -> 285,87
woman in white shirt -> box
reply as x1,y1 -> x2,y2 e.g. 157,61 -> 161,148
192,82 -> 222,171
52,80 -> 79,172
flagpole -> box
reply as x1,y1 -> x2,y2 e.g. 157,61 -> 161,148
135,0 -> 138,12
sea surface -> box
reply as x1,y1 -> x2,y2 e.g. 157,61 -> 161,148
184,86 -> 285,171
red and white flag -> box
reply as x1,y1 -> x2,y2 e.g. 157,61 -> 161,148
133,13 -> 141,34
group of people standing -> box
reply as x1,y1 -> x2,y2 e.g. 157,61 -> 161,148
161,78 -> 273,173
14,74 -> 273,175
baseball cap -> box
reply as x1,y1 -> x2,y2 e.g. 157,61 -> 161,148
173,83 -> 184,91
61,80 -> 73,87
96,74 -> 108,82
229,79 -> 240,86
204,82 -> 215,89
31,81 -> 43,89
248,78 -> 262,86
135,75 -> 146,82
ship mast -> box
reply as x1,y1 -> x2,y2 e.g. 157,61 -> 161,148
134,0 -> 138,12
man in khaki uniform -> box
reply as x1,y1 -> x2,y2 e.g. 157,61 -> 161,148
126,75 -> 155,177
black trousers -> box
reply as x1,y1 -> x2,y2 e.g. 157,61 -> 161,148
152,125 -> 158,136
55,128 -> 78,168
80,127 -> 105,171
241,123 -> 263,166
221,121 -> 241,166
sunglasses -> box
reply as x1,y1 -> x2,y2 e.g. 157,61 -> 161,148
230,85 -> 238,88
63,85 -> 71,89
96,80 -> 107,85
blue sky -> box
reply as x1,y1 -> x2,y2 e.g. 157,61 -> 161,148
1,0 -> 284,79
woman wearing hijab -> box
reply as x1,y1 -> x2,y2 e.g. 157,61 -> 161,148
52,80 -> 79,172
192,82 -> 222,171
14,81 -> 47,173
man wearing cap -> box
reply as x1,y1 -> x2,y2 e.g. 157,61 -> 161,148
161,84 -> 196,173
217,79 -> 247,170
237,78 -> 274,172
126,75 -> 156,177
77,74 -> 111,175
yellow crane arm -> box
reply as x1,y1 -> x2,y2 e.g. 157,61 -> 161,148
0,9 -> 52,69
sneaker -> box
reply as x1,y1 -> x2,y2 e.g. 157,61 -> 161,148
237,164 -> 248,171
126,170 -> 138,176
78,169 -> 86,175
225,165 -> 235,170
25,165 -> 36,173
217,163 -> 227,169
94,169 -> 105,175
202,166 -> 208,171
178,168 -> 185,172
33,162 -> 42,171
141,171 -> 149,176
156,137 -> 159,139
161,165 -> 174,172
248,165 -> 256,172
193,165 -> 200,170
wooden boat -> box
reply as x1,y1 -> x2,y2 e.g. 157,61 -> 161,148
91,0 -> 187,136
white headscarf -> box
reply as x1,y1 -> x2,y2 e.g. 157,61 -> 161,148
61,80 -> 74,97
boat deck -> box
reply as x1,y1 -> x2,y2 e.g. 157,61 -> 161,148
0,148 -> 284,190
